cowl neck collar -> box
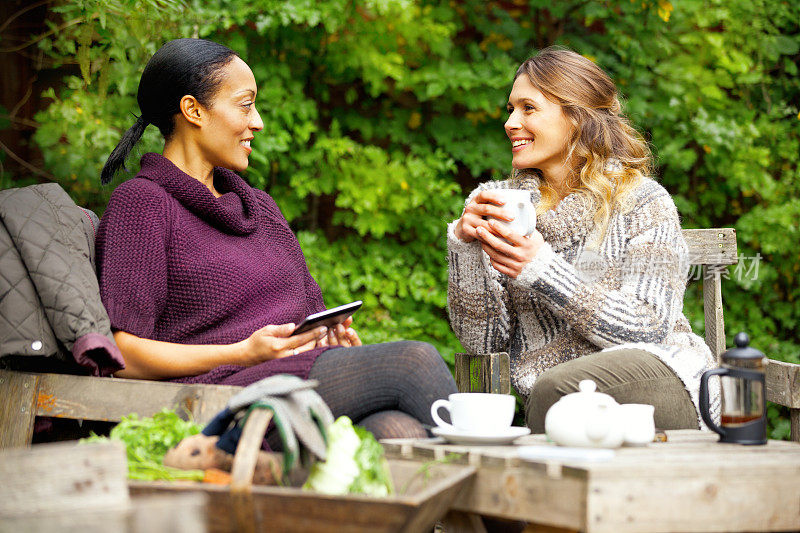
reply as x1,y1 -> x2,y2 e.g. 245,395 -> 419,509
137,153 -> 259,235
511,169 -> 596,251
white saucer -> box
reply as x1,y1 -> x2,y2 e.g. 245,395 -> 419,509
431,426 -> 531,445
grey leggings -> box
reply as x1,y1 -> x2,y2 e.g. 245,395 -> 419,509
308,341 -> 458,439
525,348 -> 698,433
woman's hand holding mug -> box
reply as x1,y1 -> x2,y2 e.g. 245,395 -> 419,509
454,190 -> 514,243
455,188 -> 544,278
477,222 -> 544,278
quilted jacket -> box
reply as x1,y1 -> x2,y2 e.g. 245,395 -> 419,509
0,183 -> 123,376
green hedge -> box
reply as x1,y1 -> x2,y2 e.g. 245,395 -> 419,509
4,0 -> 798,438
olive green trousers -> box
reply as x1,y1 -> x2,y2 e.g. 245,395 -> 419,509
524,348 -> 699,433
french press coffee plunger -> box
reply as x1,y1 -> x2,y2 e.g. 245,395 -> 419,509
699,332 -> 767,445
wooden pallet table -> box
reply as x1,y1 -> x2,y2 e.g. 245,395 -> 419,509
382,430 -> 800,533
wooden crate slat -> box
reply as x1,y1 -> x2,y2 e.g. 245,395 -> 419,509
128,493 -> 208,533
131,459 -> 476,533
0,440 -> 208,533
456,465 -> 586,530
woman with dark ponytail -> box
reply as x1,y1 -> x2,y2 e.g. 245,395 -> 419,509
96,38 -> 457,440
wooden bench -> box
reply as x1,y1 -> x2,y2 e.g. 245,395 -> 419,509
2,229 -> 798,448
454,228 -> 800,442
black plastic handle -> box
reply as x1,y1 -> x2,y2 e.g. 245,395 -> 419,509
699,367 -> 727,437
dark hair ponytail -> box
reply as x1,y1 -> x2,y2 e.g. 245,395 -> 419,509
100,38 -> 238,184
100,116 -> 148,184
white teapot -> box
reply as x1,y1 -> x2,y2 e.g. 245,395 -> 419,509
544,379 -> 625,448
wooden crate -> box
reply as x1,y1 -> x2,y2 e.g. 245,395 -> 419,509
132,458 -> 475,533
129,407 -> 476,533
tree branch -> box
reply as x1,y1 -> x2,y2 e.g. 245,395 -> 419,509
0,139 -> 56,180
0,114 -> 39,129
0,17 -> 83,54
0,0 -> 53,35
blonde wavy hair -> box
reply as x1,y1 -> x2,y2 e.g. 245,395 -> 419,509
511,47 -> 653,234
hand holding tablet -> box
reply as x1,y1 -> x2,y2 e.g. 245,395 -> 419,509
291,301 -> 363,336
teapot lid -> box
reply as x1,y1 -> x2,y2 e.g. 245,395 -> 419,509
557,379 -> 618,407
722,332 -> 765,361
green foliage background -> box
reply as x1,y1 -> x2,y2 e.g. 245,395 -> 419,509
4,0 -> 799,437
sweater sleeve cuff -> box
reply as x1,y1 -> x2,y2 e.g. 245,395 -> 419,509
103,299 -> 156,340
447,219 -> 506,285
446,219 -> 480,254
510,241 -> 557,287
72,332 -> 125,377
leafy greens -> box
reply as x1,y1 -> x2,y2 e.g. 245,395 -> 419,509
82,408 -> 204,481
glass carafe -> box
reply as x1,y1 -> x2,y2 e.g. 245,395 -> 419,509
700,332 -> 767,445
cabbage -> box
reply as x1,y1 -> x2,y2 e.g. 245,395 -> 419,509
303,416 -> 394,497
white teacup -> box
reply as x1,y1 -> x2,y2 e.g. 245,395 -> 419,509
620,403 -> 656,446
488,189 -> 536,237
430,393 -> 516,434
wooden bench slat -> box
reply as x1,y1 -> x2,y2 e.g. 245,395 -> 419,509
682,228 -> 738,266
766,360 -> 800,409
454,352 -> 510,394
702,268 -> 726,359
5,370 -> 242,425
0,371 -> 39,448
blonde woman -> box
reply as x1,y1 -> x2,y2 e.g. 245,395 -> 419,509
447,47 -> 719,432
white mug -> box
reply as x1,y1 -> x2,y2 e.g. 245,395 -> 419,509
620,403 -> 656,446
430,393 -> 516,434
488,189 -> 536,237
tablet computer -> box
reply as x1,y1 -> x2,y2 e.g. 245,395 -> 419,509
291,301 -> 363,336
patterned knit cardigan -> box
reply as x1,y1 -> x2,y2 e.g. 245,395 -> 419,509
446,173 -> 720,425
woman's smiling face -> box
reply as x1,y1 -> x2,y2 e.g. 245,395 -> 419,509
504,74 -> 573,176
197,56 -> 264,173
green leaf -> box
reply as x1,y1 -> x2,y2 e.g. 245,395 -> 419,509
774,35 -> 799,56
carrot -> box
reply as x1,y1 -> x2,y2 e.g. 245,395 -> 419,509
203,468 -> 232,485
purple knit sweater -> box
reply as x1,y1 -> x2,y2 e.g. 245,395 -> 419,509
95,153 -> 332,386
